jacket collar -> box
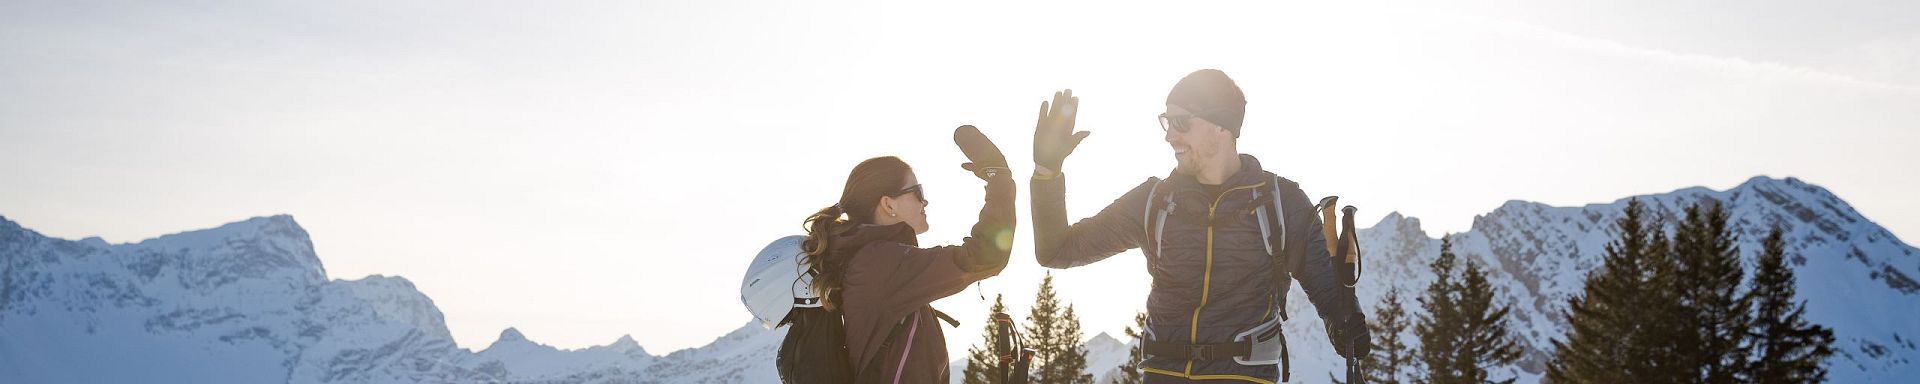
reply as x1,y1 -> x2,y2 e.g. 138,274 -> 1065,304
829,222 -> 919,258
1164,154 -> 1270,192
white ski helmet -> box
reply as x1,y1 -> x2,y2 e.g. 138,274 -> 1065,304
741,235 -> 824,329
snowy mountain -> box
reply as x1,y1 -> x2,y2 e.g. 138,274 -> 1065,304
1277,176 -> 1920,383
0,214 -> 776,383
1083,332 -> 1137,384
0,215 -> 493,383
3,176 -> 1913,383
475,328 -> 653,381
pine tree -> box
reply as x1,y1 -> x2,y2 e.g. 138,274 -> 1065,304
1026,273 -> 1062,383
1414,236 -> 1521,384
1641,214 -> 1687,381
1351,287 -> 1415,384
1026,272 -> 1093,384
966,294 -> 1015,384
1415,236 -> 1462,384
1669,201 -> 1752,383
1455,258 -> 1523,383
1746,226 -> 1835,384
1046,304 -> 1094,384
1115,311 -> 1147,384
1549,199 -> 1682,383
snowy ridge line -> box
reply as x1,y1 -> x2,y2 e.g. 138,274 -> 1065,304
3,176 -> 1914,383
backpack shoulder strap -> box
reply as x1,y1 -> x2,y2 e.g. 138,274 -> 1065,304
1141,178 -> 1174,266
856,308 -> 950,383
1263,174 -> 1304,383
1142,178 -> 1160,236
1262,175 -> 1304,259
1258,175 -> 1306,322
930,308 -> 960,328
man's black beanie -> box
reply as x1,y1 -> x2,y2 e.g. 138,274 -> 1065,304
1165,69 -> 1248,138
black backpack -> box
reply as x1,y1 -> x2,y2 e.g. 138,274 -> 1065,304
775,294 -> 959,384
776,306 -> 855,383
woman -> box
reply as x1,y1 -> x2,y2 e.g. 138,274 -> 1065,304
800,126 -> 1015,383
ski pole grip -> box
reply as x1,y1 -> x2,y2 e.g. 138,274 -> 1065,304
1340,206 -> 1359,264
1318,196 -> 1340,259
991,313 -> 1014,360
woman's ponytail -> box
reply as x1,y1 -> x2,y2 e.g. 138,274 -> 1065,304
801,203 -> 846,310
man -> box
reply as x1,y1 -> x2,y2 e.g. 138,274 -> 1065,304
1029,69 -> 1367,383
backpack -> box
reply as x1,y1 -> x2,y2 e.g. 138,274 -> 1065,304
777,304 -> 855,383
1140,175 -> 1363,381
775,287 -> 960,383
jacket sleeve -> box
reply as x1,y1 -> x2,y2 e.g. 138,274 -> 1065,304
953,172 -> 1018,273
848,172 -> 1016,317
1285,192 -> 1362,324
1031,174 -> 1154,269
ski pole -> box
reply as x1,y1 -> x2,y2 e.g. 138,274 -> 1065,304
993,313 -> 1014,382
1347,331 -> 1364,384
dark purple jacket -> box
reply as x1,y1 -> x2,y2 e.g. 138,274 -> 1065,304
835,172 -> 1014,383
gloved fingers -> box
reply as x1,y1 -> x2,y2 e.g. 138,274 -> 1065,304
960,162 -> 986,181
1057,90 -> 1073,114
1061,92 -> 1078,130
1035,100 -> 1051,130
954,125 -> 1009,166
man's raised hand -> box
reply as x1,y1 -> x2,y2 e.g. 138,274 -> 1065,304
1032,89 -> 1089,172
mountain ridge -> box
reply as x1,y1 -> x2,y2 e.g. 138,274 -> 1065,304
2,175 -> 1913,383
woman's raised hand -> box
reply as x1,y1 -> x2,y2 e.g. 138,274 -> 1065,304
954,125 -> 1010,180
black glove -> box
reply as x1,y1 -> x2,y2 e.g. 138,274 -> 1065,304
1330,311 -> 1371,359
955,125 -> 1010,180
1031,89 -> 1088,172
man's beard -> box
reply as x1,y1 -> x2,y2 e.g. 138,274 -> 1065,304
1173,151 -> 1201,175
1159,145 -> 1205,176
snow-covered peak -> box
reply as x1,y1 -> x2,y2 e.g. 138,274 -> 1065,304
132,214 -> 308,247
607,335 -> 647,355
1374,211 -> 1407,226
321,275 -> 453,340
1086,332 -> 1123,352
501,327 -> 530,342
125,214 -> 326,287
1083,331 -> 1138,384
485,327 -> 540,353
1372,211 -> 1427,238
1732,175 -> 1829,199
77,236 -> 108,247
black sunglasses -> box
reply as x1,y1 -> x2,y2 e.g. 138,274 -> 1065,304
1158,112 -> 1198,133
892,184 -> 927,206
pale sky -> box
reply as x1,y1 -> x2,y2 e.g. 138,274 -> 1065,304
3,0 -> 1916,361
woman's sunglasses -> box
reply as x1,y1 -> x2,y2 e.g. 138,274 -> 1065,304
892,184 -> 927,206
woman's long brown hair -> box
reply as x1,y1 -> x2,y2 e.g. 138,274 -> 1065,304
802,156 -> 912,311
